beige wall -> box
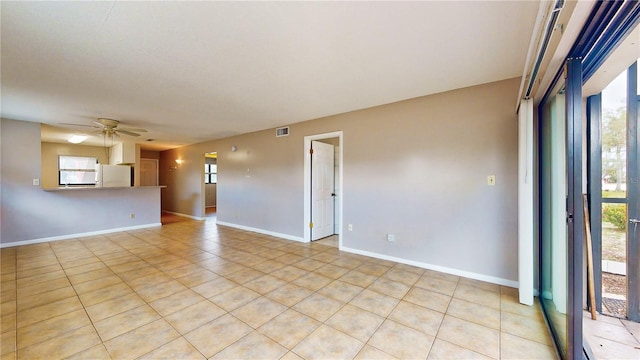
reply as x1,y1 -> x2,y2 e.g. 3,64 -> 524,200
160,77 -> 521,284
41,142 -> 110,188
141,150 -> 160,160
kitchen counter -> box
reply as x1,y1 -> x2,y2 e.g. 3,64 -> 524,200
43,186 -> 166,192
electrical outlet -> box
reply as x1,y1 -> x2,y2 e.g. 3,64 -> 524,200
130,213 -> 135,219
487,175 -> 496,186
387,234 -> 395,242
348,224 -> 353,231
32,178 -> 40,186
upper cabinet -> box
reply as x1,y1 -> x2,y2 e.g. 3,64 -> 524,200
110,142 -> 136,165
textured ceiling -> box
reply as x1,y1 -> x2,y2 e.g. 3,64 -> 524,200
1,1 -> 539,150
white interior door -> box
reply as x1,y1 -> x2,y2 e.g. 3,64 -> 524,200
140,159 -> 158,186
311,141 -> 335,240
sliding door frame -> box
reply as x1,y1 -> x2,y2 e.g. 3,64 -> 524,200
627,61 -> 639,321
565,57 -> 584,360
586,94 -> 603,314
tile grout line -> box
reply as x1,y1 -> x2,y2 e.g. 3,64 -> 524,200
60,237 -> 168,357
499,284 -> 502,360
619,319 -> 640,346
127,230 -> 296,359
205,256 -> 327,358
15,243 -> 65,357
12,249 -> 18,357
12,244 -> 70,356
327,267 -> 387,360
51,240 -> 110,359
428,275 -> 460,359
206,249 -> 367,358
92,233 -> 194,358
96,238 -> 212,359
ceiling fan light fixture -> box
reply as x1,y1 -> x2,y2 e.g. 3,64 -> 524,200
68,134 -> 88,144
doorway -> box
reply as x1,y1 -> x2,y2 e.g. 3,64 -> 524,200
311,140 -> 335,241
140,158 -> 159,186
303,132 -> 343,244
204,152 -> 217,220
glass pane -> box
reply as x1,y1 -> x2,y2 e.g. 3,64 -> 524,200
59,156 -> 97,170
59,170 -> 96,185
601,71 -> 627,198
211,164 -> 217,173
210,174 -> 217,183
601,203 -> 627,318
540,91 -> 567,355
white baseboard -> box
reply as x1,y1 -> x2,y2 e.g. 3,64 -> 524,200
0,223 -> 162,248
216,221 -> 306,243
162,210 -> 205,221
340,246 -> 519,288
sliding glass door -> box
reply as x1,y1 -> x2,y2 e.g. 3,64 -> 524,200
540,88 -> 569,356
537,3 -> 640,358
539,57 -> 585,360
588,60 -> 640,321
627,61 -> 639,322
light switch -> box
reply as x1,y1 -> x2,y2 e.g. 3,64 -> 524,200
487,175 -> 496,186
32,178 -> 40,186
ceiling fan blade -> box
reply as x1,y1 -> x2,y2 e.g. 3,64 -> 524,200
116,129 -> 141,137
59,122 -> 100,128
120,127 -> 148,133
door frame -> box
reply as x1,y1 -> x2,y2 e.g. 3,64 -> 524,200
303,131 -> 343,245
565,57 -> 584,359
200,151 -> 217,221
627,61 -> 639,321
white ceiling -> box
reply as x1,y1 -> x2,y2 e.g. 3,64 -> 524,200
1,1 -> 539,151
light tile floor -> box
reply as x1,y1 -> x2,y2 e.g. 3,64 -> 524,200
314,236 -> 338,248
0,214 -> 557,359
583,311 -> 640,359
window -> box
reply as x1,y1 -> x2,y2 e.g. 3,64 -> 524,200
205,163 -> 217,184
59,156 -> 97,186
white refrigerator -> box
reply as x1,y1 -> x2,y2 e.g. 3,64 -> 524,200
95,164 -> 131,187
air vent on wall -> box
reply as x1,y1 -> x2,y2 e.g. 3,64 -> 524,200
276,126 -> 290,137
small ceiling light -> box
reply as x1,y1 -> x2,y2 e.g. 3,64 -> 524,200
68,135 -> 88,144
175,159 -> 184,165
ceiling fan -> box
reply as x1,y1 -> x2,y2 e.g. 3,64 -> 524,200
62,118 -> 148,138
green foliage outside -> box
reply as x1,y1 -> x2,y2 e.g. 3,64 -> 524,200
602,107 -> 626,189
603,204 -> 627,230
602,190 -> 626,198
